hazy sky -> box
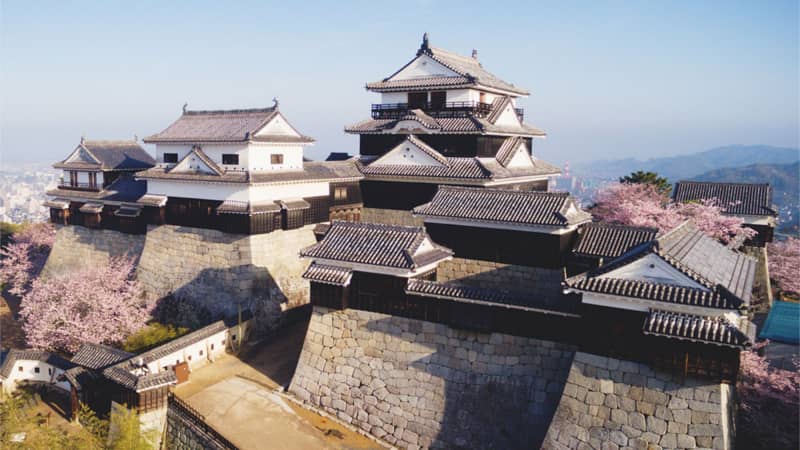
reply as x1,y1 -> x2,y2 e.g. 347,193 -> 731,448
1,0 -> 798,165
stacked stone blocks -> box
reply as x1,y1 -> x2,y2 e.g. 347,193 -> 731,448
290,307 -> 576,449
542,353 -> 733,450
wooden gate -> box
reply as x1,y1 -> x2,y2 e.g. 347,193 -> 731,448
174,362 -> 190,384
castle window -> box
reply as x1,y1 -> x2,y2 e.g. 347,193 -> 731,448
187,355 -> 192,361
334,186 -> 348,201
18,366 -> 22,372
199,349 -> 204,356
222,154 -> 239,165
163,153 -> 178,163
430,91 -> 446,109
271,154 -> 284,165
34,367 -> 40,373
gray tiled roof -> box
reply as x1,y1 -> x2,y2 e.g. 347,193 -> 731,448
144,107 -> 314,144
0,349 -> 75,378
47,174 -> 148,204
54,140 -> 155,171
345,114 -> 546,137
71,343 -> 134,370
413,186 -> 591,228
567,276 -> 742,310
657,221 -> 755,302
102,365 -> 177,392
367,38 -> 528,96
132,321 -> 228,365
216,200 -> 281,215
494,136 -> 524,167
673,181 -> 777,217
137,160 -> 363,184
572,224 -> 658,259
643,309 -> 750,348
302,263 -> 353,286
565,221 -> 755,309
62,366 -> 98,390
405,279 -> 579,316
300,221 -> 453,270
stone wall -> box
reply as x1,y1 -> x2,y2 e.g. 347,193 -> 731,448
289,307 -> 576,449
437,257 -> 563,301
361,207 -> 424,227
542,352 -> 734,450
41,225 -> 146,278
136,224 -> 317,318
164,401 -> 236,450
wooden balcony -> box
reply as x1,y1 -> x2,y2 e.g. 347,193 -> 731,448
58,182 -> 101,192
371,101 -> 525,122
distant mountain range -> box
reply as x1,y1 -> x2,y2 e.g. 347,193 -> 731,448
690,162 -> 799,234
572,145 -> 799,182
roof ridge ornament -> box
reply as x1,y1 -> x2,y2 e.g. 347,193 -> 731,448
182,102 -> 188,114
418,32 -> 430,55
472,49 -> 478,59
272,97 -> 279,109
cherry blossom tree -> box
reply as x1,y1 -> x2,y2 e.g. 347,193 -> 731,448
0,223 -> 55,296
592,182 -> 755,245
738,342 -> 800,450
19,257 -> 153,353
768,237 -> 800,297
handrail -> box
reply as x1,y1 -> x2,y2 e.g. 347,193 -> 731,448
167,392 -> 239,450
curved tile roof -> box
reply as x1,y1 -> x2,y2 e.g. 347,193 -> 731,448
572,224 -> 658,259
673,181 -> 777,217
643,309 -> 750,348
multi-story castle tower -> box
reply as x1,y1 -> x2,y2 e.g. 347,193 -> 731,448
346,34 -> 560,211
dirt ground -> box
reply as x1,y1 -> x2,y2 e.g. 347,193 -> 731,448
173,320 -> 385,450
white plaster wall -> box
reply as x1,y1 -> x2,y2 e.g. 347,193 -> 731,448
248,143 -> 304,171
493,103 -> 522,127
255,114 -> 298,137
145,180 -> 247,202
155,143 -> 249,171
2,361 -> 70,393
391,54 -> 456,79
380,92 -> 407,104
506,143 -> 533,168
147,330 -> 229,374
375,141 -> 444,166
248,182 -> 329,202
598,253 -> 707,289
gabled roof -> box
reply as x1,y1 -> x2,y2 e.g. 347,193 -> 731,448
366,35 -> 529,96
566,221 -> 756,310
170,146 -> 225,176
673,181 -> 777,217
572,223 -> 658,259
300,221 -> 453,271
345,111 -> 546,137
413,186 -> 591,229
302,263 -> 353,286
132,321 -> 228,365
54,140 -> 155,171
643,309 -> 751,348
71,343 -> 134,370
101,365 -> 176,392
144,106 -> 314,144
0,349 -> 75,378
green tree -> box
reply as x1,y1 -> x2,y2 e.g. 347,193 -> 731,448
108,406 -> 159,450
619,170 -> 672,194
122,322 -> 189,353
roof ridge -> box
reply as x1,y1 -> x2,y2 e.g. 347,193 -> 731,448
676,180 -> 771,187
330,219 -> 424,234
584,222 -> 659,233
184,107 -> 277,116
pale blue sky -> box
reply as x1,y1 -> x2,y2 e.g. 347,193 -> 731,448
1,0 -> 798,165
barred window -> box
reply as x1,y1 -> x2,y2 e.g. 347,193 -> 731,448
163,153 -> 178,163
271,154 -> 284,164
222,154 -> 239,165
334,186 -> 347,201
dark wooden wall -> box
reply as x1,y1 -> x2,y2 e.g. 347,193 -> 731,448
425,223 -> 577,268
361,181 -> 439,210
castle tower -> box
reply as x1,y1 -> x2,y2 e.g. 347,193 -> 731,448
346,34 -> 561,212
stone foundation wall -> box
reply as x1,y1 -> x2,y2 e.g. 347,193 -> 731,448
136,224 -> 317,317
361,208 -> 424,227
41,225 -> 146,278
289,307 -> 576,449
542,352 -> 734,450
164,402 -> 235,450
437,257 -> 563,300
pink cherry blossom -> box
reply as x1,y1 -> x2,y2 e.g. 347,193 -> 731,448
0,223 -> 56,296
768,237 -> 800,296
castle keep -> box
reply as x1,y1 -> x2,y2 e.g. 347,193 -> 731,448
30,34 -> 771,449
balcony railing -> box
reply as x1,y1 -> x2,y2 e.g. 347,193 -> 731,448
58,182 -> 101,192
371,101 -> 494,119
